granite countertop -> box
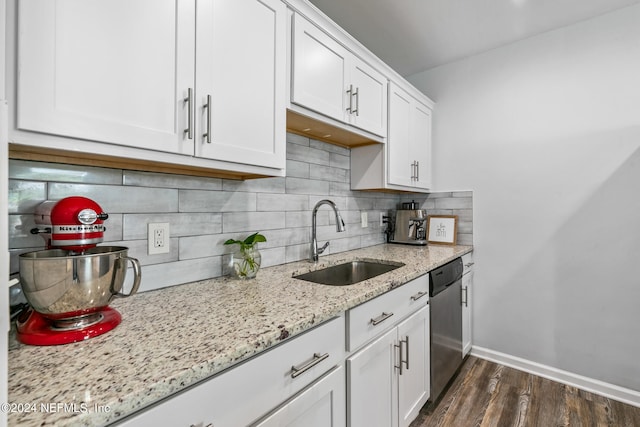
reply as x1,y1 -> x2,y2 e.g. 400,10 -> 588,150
7,243 -> 472,426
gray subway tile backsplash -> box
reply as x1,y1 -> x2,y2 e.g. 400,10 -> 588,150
123,213 -> 222,240
123,170 -> 222,190
9,159 -> 122,185
179,189 -> 256,213
285,159 -> 310,179
286,142 -> 331,165
222,211 -> 286,233
285,177 -> 330,195
256,193 -> 308,212
8,134 -> 473,291
8,180 -> 46,214
49,183 -> 179,213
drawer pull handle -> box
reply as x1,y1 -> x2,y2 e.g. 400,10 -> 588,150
370,312 -> 394,326
465,262 -> 475,267
410,291 -> 428,301
290,352 -> 329,379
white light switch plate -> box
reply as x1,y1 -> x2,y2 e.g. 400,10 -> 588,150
361,212 -> 368,228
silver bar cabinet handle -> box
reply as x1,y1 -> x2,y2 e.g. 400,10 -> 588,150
184,88 -> 193,140
403,336 -> 409,370
290,352 -> 330,378
353,87 -> 359,116
203,94 -> 212,144
370,311 -> 394,326
462,286 -> 468,307
346,84 -> 353,114
410,291 -> 428,301
415,161 -> 419,181
394,341 -> 404,375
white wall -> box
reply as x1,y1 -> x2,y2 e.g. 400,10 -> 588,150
409,4 -> 640,391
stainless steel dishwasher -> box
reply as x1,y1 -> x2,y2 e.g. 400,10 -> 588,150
429,257 -> 464,403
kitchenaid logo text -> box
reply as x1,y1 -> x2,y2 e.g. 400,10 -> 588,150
53,225 -> 105,234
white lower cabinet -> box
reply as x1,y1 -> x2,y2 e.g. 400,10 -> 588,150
115,316 -> 345,427
348,327 -> 397,426
397,306 -> 430,427
346,275 -> 430,427
461,251 -> 475,357
347,306 -> 430,427
115,272 -> 439,427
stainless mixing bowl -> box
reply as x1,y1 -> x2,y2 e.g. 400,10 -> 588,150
19,246 -> 141,320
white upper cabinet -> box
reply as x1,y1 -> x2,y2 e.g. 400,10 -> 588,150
351,81 -> 433,192
291,14 -> 387,138
349,56 -> 388,137
196,0 -> 286,169
387,85 -> 413,187
17,0 -> 196,156
388,82 -> 432,190
291,15 -> 348,124
411,100 -> 432,190
14,0 -> 286,173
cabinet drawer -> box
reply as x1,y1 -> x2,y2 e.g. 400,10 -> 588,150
346,275 -> 428,352
117,316 -> 345,427
462,252 -> 474,275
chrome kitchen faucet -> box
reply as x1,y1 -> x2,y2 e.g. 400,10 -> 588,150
310,200 -> 346,262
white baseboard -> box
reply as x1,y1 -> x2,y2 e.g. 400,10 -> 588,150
470,346 -> 640,408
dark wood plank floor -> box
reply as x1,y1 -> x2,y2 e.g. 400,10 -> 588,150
410,356 -> 640,427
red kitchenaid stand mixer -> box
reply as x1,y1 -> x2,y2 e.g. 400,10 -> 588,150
16,196 -> 141,345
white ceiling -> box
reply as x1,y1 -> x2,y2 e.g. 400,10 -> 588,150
307,0 -> 640,76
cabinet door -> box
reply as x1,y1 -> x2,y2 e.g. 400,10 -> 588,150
17,0 -> 195,155
462,271 -> 473,357
387,83 -> 413,187
291,14 -> 348,123
253,366 -> 346,427
196,0 -> 286,169
387,82 -> 432,190
397,305 -> 430,427
347,328 -> 398,427
348,57 -> 387,137
411,101 -> 432,190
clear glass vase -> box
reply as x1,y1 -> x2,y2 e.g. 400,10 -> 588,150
230,246 -> 262,279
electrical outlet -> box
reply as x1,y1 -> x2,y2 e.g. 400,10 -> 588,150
148,223 -> 170,255
361,212 -> 368,228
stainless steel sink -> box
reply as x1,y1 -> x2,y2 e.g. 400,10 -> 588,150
293,261 -> 404,286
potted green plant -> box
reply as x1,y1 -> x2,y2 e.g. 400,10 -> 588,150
224,232 -> 267,279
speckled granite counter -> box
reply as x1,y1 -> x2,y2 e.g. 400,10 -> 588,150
7,243 -> 472,426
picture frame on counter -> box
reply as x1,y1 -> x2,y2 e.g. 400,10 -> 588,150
427,215 -> 458,245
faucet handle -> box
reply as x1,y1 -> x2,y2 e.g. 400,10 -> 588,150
318,241 -> 330,255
